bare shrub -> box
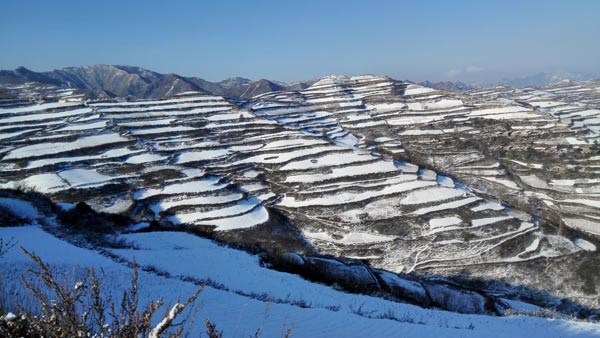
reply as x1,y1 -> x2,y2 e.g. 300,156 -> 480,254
13,181 -> 38,194
0,237 -> 15,258
2,247 -> 202,338
205,319 -> 223,338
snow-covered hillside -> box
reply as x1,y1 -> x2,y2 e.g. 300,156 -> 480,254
2,223 -> 599,338
1,75 -> 599,329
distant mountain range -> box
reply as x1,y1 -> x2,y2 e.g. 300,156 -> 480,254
2,65 -> 597,100
418,71 -> 600,91
0,65 -> 316,99
498,71 -> 599,88
417,80 -> 479,92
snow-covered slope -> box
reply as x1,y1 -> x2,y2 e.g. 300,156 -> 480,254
1,225 -> 599,338
1,76 -> 599,319
247,76 -> 600,312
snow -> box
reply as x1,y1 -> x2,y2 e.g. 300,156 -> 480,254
128,126 -> 197,136
205,111 -> 253,121
429,216 -> 462,229
55,120 -> 107,132
3,312 -> 17,321
93,198 -> 133,214
98,101 -> 229,113
468,106 -> 531,117
26,147 -> 142,169
280,180 -> 436,207
413,197 -> 481,215
437,175 -> 455,188
472,106 -> 530,114
1,226 -> 599,338
280,152 -> 373,171
508,160 -> 543,169
3,78 -> 600,336
529,101 -> 566,108
306,96 -> 356,104
305,231 -> 396,244
471,201 -> 505,212
92,95 -> 223,107
550,179 -> 575,186
307,175 -> 417,196
378,271 -> 427,298
561,199 -> 600,209
394,161 -> 419,173
125,153 -> 168,164
239,145 -> 340,165
471,216 -> 513,227
56,202 -> 75,211
133,177 -> 228,200
373,137 -> 396,143
195,205 -> 270,231
566,137 -> 587,145
332,132 -> 359,147
400,187 -> 464,205
4,133 -> 129,160
501,299 -> 542,313
243,170 -> 260,178
260,137 -> 328,150
574,238 -> 597,252
103,106 -> 231,119
3,173 -> 69,193
0,107 -> 91,124
176,149 -> 230,163
167,196 -> 262,224
349,120 -> 387,128
523,236 -> 541,254
285,161 -> 400,183
406,99 -> 463,111
149,193 -> 243,216
482,177 -> 522,190
400,129 -> 444,136
0,101 -> 82,115
409,164 -> 431,178
117,118 -> 176,127
0,128 -> 42,141
58,169 -> 114,188
562,218 -> 600,236
404,85 -> 436,96
127,222 -> 150,231
367,102 -> 406,113
0,198 -> 41,220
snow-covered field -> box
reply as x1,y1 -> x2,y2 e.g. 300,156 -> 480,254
1,225 -> 599,338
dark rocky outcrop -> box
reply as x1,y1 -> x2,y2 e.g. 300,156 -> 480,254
269,252 -> 503,315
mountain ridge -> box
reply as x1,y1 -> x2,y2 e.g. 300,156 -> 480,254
0,64 -> 317,99
4,64 -> 597,100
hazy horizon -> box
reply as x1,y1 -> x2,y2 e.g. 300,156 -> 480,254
1,0 -> 599,83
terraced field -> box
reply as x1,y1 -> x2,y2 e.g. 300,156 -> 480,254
1,77 -> 599,312
246,75 -> 600,309
467,80 -> 600,237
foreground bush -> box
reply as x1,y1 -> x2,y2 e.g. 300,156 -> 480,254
1,247 -> 201,338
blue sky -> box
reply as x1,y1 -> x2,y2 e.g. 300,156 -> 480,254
1,0 -> 599,83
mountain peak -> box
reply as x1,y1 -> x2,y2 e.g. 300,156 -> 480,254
14,66 -> 36,75
218,77 -> 253,88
